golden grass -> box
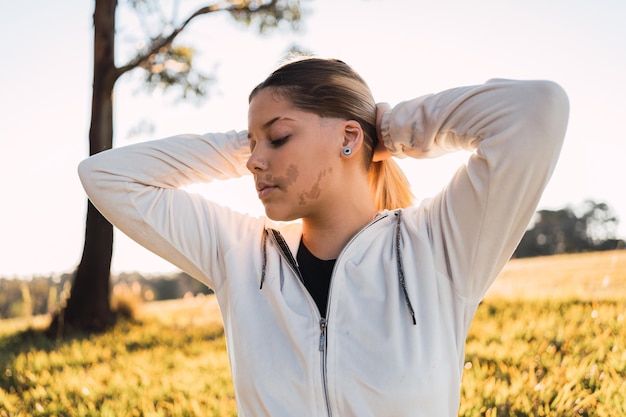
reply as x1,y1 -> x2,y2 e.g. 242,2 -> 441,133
138,294 -> 224,328
486,250 -> 626,300
1,250 -> 625,416
0,314 -> 235,417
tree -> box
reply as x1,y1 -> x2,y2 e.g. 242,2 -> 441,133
513,199 -> 623,258
579,200 -> 620,246
48,0 -> 303,336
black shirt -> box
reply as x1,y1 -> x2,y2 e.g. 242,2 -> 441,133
296,239 -> 336,317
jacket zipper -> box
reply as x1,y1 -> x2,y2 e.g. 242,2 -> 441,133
267,213 -> 390,417
267,230 -> 332,416
319,317 -> 332,417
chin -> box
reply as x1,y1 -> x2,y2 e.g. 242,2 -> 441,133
265,212 -> 300,222
263,206 -> 300,222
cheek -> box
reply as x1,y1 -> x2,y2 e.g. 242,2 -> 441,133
284,164 -> 299,187
297,167 -> 333,206
266,164 -> 300,189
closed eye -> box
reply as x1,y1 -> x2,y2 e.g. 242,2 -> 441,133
270,136 -> 290,147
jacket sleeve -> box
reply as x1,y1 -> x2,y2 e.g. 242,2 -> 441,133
381,79 -> 569,301
77,130 -> 261,290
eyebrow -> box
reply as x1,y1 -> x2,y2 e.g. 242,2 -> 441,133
263,116 -> 294,129
248,116 -> 295,139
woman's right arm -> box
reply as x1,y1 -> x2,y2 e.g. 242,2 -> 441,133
78,130 -> 260,289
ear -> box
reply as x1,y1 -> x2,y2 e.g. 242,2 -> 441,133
341,120 -> 364,156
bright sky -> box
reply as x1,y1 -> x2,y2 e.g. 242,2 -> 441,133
1,0 -> 625,278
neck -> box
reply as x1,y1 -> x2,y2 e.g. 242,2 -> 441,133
301,195 -> 377,260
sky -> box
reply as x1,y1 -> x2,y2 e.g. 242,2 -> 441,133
1,0 -> 625,278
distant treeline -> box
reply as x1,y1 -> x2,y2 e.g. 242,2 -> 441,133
0,272 -> 212,320
2,200 -> 623,320
513,200 -> 624,258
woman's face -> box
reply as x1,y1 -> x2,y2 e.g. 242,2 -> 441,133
247,88 -> 345,221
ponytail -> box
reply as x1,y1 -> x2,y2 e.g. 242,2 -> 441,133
250,57 -> 414,211
367,159 -> 414,211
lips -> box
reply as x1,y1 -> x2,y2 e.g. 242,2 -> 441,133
256,181 -> 277,199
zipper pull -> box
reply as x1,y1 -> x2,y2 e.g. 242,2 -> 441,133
319,318 -> 327,352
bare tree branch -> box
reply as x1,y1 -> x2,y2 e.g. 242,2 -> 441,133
115,0 -> 279,78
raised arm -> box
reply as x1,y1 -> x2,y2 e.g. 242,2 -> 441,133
78,130 -> 261,289
381,79 -> 569,301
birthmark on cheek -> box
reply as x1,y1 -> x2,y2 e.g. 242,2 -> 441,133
298,167 -> 332,206
284,164 -> 299,188
266,164 -> 299,190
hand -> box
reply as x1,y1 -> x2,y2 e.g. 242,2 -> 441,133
373,102 -> 392,162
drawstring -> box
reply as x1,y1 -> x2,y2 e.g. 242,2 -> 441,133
395,211 -> 417,325
260,213 -> 417,326
260,230 -> 268,289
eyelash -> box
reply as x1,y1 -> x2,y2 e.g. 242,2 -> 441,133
270,136 -> 289,147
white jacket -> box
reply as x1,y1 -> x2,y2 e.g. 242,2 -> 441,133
79,79 -> 569,416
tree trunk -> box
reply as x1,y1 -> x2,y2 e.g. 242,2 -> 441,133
49,0 -> 118,336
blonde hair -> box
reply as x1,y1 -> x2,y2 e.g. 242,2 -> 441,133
250,57 -> 413,211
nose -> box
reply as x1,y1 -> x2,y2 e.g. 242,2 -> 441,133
246,146 -> 268,173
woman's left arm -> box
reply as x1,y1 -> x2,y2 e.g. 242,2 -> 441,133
381,79 -> 569,301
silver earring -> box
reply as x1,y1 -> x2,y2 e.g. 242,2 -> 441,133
343,147 -> 352,156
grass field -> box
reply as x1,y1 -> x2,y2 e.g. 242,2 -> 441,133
1,250 -> 625,416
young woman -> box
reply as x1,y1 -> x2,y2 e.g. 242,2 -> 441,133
79,58 -> 569,416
